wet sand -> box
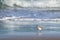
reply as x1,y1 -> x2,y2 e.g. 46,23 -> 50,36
0,36 -> 60,40
0,32 -> 60,40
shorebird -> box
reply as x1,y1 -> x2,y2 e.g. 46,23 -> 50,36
37,25 -> 42,31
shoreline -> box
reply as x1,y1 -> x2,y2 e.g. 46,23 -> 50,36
0,32 -> 60,40
0,35 -> 60,40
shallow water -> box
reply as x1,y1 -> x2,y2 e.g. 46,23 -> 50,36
0,8 -> 60,37
0,19 -> 60,35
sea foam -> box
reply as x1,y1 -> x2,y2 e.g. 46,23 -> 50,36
2,0 -> 60,8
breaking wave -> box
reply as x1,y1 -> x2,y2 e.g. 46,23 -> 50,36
1,0 -> 60,8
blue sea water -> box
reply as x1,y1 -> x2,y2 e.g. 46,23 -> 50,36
0,8 -> 60,18
0,8 -> 60,37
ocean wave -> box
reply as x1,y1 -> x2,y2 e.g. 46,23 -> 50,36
2,0 -> 60,8
0,17 -> 60,23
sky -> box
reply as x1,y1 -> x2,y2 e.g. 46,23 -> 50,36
3,0 -> 60,7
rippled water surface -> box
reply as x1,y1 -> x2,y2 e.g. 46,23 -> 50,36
0,8 -> 60,37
